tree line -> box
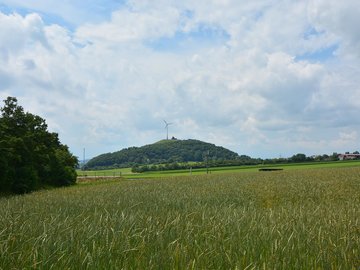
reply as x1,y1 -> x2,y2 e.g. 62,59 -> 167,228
131,152 -> 352,173
0,97 -> 78,194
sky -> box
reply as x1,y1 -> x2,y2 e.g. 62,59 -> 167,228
0,0 -> 359,159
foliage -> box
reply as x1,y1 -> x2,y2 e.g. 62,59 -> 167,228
0,167 -> 359,268
131,152 -> 345,173
131,155 -> 263,173
85,139 -> 240,170
0,97 -> 78,194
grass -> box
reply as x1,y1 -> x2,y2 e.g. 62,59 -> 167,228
77,167 -> 133,177
77,160 -> 360,179
1,167 -> 359,269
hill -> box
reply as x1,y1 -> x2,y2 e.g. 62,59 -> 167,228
85,139 -> 239,169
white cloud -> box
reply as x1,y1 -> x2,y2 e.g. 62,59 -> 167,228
76,6 -> 181,43
308,0 -> 360,57
0,0 -> 360,159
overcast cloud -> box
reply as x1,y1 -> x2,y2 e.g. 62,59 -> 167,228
0,0 -> 359,159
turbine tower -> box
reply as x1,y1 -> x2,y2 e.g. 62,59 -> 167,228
163,120 -> 173,140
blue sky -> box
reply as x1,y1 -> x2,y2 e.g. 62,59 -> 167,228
147,24 -> 230,52
0,1 -> 126,26
0,0 -> 359,159
295,45 -> 338,62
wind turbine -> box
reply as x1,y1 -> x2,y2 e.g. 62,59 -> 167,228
163,120 -> 173,140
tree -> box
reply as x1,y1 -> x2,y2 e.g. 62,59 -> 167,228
330,152 -> 339,161
290,153 -> 307,163
0,97 -> 78,194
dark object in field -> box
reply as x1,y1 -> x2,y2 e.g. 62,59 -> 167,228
259,168 -> 284,171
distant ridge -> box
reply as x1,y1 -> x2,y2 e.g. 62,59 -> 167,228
85,139 -> 239,170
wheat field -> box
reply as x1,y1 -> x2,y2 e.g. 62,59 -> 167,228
0,167 -> 359,269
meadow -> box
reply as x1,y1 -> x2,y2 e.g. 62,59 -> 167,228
77,160 -> 360,179
0,167 -> 359,269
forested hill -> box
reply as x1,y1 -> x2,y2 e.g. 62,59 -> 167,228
85,139 -> 239,169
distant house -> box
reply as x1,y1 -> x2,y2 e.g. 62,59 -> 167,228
338,154 -> 360,160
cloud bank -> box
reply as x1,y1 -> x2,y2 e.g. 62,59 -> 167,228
0,0 -> 359,158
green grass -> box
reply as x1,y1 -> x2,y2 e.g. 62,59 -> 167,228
77,160 -> 360,179
1,167 -> 359,269
77,167 -> 133,177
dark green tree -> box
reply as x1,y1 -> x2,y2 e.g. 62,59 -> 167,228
330,152 -> 339,161
290,153 -> 307,163
0,97 -> 78,194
